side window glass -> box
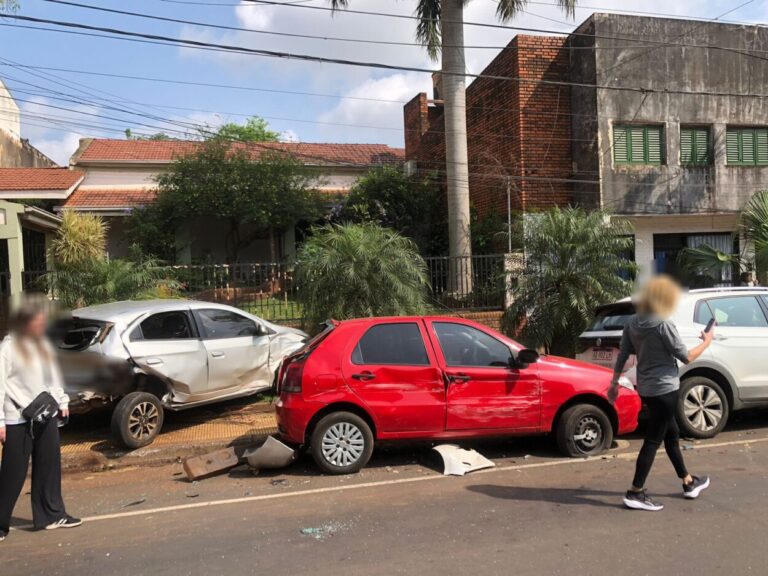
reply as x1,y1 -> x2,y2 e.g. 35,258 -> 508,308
197,309 -> 259,339
433,322 -> 512,368
705,297 -> 768,328
351,323 -> 430,366
694,302 -> 714,324
136,311 -> 193,341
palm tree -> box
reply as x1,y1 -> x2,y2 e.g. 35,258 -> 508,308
295,223 -> 429,330
503,208 -> 635,357
329,0 -> 577,292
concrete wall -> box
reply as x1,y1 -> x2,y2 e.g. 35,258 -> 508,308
0,130 -> 57,168
0,81 -> 20,140
574,14 -> 768,215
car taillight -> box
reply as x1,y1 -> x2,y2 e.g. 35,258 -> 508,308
281,358 -> 305,394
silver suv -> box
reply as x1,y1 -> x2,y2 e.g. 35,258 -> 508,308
578,288 -> 768,438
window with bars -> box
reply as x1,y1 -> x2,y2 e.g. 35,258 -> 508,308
726,127 -> 768,166
613,125 -> 664,165
680,126 -> 711,165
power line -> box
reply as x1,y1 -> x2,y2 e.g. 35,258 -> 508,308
4,16 -> 768,100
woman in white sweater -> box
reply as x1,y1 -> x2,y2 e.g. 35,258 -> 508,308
0,306 -> 81,542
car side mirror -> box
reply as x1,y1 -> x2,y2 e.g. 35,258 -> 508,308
515,349 -> 540,368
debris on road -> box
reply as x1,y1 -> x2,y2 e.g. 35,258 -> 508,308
270,478 -> 289,487
299,521 -> 354,541
121,497 -> 147,508
183,447 -> 239,481
432,444 -> 496,476
244,436 -> 296,471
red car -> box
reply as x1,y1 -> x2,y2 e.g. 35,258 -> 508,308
275,317 -> 640,474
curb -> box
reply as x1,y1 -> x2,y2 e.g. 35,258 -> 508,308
61,434 -> 270,474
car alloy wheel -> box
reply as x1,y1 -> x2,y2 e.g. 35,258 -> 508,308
128,401 -> 160,441
572,415 -> 603,454
683,384 -> 724,433
321,422 -> 365,467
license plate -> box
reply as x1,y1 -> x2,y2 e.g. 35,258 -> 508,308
592,349 -> 614,362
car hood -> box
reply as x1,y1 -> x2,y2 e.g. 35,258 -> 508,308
538,354 -> 614,379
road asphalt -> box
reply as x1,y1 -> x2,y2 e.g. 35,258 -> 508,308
3,415 -> 768,576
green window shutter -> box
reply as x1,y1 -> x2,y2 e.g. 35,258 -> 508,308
646,126 -> 663,164
756,129 -> 768,164
680,127 -> 694,164
630,127 -> 645,163
613,126 -> 629,163
726,129 -> 741,164
743,130 -> 756,164
694,128 -> 710,164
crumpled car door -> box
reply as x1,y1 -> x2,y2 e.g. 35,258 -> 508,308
194,308 -> 272,393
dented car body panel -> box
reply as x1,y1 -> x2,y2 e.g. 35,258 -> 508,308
54,299 -> 307,412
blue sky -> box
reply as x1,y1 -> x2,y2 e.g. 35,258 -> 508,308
1,0 -> 765,164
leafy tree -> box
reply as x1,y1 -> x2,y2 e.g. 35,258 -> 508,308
208,117 -> 280,142
125,129 -> 173,141
503,208 -> 635,357
295,223 -> 430,330
339,166 -> 443,255
129,140 -> 321,262
0,1 -> 19,10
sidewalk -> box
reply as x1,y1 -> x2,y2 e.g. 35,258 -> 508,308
59,398 -> 279,472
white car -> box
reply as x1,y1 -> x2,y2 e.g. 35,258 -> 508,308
578,287 -> 768,438
52,300 -> 307,448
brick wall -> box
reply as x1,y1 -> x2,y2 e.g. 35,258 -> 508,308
403,35 -> 576,218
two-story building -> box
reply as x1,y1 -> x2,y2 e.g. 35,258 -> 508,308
404,13 -> 768,283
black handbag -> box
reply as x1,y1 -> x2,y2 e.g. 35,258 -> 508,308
21,391 -> 60,426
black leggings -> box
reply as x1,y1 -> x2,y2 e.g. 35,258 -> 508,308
632,390 -> 689,489
0,420 -> 68,533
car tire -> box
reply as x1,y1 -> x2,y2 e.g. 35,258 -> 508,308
677,377 -> 729,439
111,391 -> 165,449
556,404 -> 614,458
310,411 -> 374,474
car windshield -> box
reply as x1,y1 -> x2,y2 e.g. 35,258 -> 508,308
587,303 -> 635,332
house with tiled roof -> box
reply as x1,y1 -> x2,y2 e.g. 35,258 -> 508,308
62,138 -> 404,261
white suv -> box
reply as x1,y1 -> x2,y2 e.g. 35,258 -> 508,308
577,287 -> 768,438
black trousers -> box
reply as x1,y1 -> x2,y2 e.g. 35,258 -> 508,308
632,390 -> 690,488
0,420 -> 67,533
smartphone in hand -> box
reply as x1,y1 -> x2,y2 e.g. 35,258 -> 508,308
704,318 -> 716,333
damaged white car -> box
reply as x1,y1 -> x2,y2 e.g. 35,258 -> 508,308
51,300 -> 307,449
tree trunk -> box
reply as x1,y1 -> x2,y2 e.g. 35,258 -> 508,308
441,0 -> 473,295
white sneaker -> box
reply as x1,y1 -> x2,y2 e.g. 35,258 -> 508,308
683,475 -> 711,499
45,516 -> 82,530
623,489 -> 664,511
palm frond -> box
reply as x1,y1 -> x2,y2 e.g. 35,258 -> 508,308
415,0 -> 442,61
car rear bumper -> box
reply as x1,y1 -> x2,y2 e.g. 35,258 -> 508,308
615,390 -> 642,435
275,394 -> 315,445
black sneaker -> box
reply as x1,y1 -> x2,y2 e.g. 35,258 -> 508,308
45,516 -> 83,530
623,489 -> 664,511
683,475 -> 710,499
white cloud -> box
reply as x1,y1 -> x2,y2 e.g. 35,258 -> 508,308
280,128 -> 300,142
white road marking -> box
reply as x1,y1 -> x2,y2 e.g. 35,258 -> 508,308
69,434 -> 768,524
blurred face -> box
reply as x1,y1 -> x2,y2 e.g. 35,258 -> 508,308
24,312 -> 47,339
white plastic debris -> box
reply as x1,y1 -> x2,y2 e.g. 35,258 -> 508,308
244,436 -> 297,470
432,444 -> 496,476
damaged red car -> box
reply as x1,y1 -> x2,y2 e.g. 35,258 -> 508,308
275,317 -> 640,474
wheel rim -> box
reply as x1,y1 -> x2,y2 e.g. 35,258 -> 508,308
128,401 -> 160,440
572,415 -> 603,454
321,422 -> 365,467
684,384 -> 723,432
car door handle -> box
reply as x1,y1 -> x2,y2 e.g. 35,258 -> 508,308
145,358 -> 163,366
352,372 -> 376,381
447,373 -> 471,383
713,335 -> 728,341
211,351 -> 225,358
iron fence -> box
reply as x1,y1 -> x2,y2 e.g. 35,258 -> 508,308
423,254 -> 506,311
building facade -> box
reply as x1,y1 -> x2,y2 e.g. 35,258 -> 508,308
61,139 -> 404,262
0,79 -> 57,169
404,13 -> 768,283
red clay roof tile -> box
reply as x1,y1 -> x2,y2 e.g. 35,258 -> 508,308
61,188 -> 157,209
0,168 -> 84,191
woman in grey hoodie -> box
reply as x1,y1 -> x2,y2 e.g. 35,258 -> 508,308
610,276 -> 713,511
0,306 -> 81,541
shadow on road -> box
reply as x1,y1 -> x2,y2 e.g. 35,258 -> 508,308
466,484 -> 624,509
